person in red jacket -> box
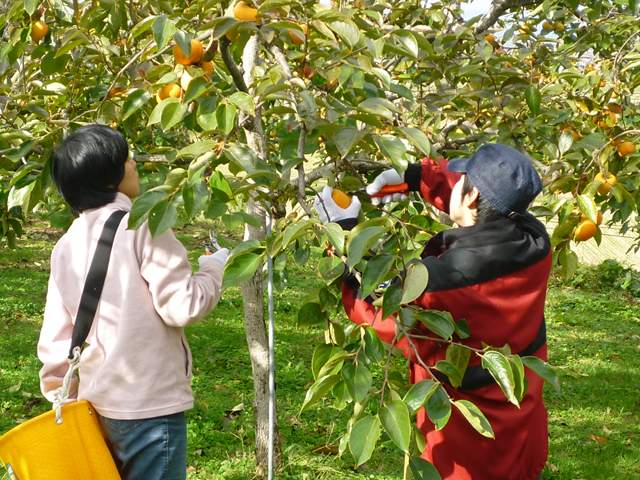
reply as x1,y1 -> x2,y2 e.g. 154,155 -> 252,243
314,144 -> 549,480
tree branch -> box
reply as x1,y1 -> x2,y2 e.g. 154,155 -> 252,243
220,36 -> 248,93
474,0 -> 542,34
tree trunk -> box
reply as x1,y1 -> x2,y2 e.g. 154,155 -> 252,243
240,203 -> 281,478
239,33 -> 282,478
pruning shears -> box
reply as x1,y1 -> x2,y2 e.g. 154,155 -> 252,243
203,230 -> 222,255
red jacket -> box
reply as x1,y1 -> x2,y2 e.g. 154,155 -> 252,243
342,158 -> 550,480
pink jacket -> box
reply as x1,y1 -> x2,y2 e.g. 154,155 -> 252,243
37,193 -> 225,419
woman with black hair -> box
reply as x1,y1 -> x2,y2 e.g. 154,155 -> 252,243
38,124 -> 229,480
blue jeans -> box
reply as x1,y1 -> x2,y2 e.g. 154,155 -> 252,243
98,411 -> 187,480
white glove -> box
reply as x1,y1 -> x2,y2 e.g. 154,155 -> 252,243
313,186 -> 361,223
198,247 -> 230,270
365,168 -> 408,205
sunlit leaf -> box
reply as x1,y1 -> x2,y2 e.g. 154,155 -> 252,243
453,400 -> 495,438
349,415 -> 381,466
481,350 -> 519,406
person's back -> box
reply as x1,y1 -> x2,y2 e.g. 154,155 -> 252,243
38,124 -> 229,480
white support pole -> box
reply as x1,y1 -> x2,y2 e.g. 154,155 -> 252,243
266,211 -> 275,480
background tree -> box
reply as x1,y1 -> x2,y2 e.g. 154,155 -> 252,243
1,0 -> 639,477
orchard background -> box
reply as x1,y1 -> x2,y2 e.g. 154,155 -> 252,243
1,0 -> 639,478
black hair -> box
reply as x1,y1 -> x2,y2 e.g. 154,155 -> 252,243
462,175 -> 504,224
51,124 -> 128,212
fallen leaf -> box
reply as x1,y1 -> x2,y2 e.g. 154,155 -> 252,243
589,434 -> 608,445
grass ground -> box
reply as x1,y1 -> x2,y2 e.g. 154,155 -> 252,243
1,220 -> 639,479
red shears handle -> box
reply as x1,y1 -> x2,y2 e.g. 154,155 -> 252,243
368,182 -> 409,198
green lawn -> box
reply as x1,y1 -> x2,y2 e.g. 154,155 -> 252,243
1,221 -> 639,479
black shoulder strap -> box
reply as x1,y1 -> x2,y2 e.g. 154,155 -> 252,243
68,210 -> 127,359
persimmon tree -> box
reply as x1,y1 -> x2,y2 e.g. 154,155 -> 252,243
1,0 -> 639,477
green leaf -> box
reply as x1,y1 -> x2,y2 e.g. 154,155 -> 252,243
363,327 -> 385,362
317,349 -> 350,379
7,183 -> 35,211
197,97 -> 218,131
160,101 -> 187,130
227,92 -> 255,114
329,21 -> 360,48
148,97 -> 177,126
184,76 -> 209,103
404,380 -> 437,413
24,0 -> 38,16
426,386 -> 451,430
121,89 -> 151,121
401,261 -> 428,304
217,103 -> 237,136
209,171 -> 233,199
131,15 -> 157,38
148,199 -> 177,237
178,140 -> 217,159
361,254 -> 394,298
223,252 -> 263,288
346,225 -> 386,268
153,15 -> 176,50
435,360 -> 463,389
373,134 -> 408,172
300,374 -> 340,413
379,400 -> 411,453
349,415 -> 381,466
312,345 -> 340,379
128,190 -> 167,229
358,97 -> 396,121
317,256 -> 345,283
509,354 -> 526,402
283,220 -> 314,249
453,400 -> 495,438
524,85 -> 541,116
323,222 -> 345,255
399,127 -> 431,156
393,30 -> 419,58
522,356 -> 560,392
342,363 -> 372,403
41,51 -> 70,75
298,302 -> 326,327
481,350 -> 519,406
211,16 -> 239,39
173,30 -> 192,58
576,194 -> 598,224
409,457 -> 441,480
454,319 -> 471,340
416,310 -> 455,340
381,281 -> 402,319
445,344 -> 470,388
334,127 -> 364,158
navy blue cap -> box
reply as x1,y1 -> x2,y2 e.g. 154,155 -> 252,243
447,144 -> 542,217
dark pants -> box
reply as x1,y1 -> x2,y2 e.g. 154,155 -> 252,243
98,411 -> 187,480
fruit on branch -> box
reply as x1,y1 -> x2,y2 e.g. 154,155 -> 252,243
616,141 -> 636,157
156,83 -> 182,102
173,39 -> 204,65
234,2 -> 259,22
332,189 -> 352,209
574,220 -> 597,242
31,20 -> 48,42
595,172 -> 617,195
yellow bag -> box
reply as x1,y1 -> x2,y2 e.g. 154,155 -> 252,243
0,400 -> 120,480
